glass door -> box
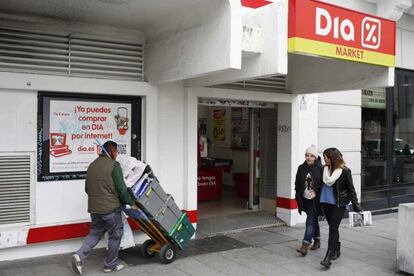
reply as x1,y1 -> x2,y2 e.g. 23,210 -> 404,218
248,109 -> 260,209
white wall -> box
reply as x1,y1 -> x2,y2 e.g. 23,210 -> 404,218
0,90 -> 36,153
318,90 -> 362,201
0,70 -> 158,260
397,13 -> 414,70
145,0 -> 241,83
157,82 -> 185,208
186,0 -> 288,87
277,94 -> 319,226
0,72 -> 157,226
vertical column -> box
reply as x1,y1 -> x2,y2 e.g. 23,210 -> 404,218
183,88 -> 198,224
277,94 -> 318,226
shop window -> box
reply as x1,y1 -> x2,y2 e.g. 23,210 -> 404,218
391,70 -> 414,205
361,69 -> 414,210
361,89 -> 387,185
361,88 -> 387,208
37,92 -> 141,181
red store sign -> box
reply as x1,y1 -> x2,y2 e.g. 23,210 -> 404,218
288,0 -> 396,67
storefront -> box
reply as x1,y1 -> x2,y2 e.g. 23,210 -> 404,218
0,0 -> 411,261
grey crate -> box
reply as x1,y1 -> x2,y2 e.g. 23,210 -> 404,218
153,195 -> 183,233
132,176 -> 182,233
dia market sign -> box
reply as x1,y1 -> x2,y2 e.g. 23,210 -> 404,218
288,0 -> 396,67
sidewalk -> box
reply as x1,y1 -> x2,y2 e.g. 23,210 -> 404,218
0,212 -> 402,276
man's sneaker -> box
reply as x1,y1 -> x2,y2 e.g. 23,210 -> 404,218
71,254 -> 82,275
103,264 -> 125,273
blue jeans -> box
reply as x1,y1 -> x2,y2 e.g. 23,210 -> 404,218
302,198 -> 320,244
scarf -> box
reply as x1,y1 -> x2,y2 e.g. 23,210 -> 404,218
323,166 -> 343,186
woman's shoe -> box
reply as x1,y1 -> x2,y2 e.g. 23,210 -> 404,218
330,242 -> 341,260
296,242 -> 310,256
310,239 -> 320,250
320,250 -> 332,269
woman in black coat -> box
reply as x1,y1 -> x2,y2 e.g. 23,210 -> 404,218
294,145 -> 323,256
319,148 -> 363,269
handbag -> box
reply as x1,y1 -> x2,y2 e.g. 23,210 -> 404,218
349,211 -> 372,227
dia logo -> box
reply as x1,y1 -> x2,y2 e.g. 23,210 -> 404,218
361,17 -> 381,49
316,7 -> 355,42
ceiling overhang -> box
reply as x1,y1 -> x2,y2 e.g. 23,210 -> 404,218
0,0 -> 206,36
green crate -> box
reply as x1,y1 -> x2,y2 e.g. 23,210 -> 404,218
168,213 -> 195,250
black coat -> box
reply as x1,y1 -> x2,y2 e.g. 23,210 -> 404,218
328,168 -> 362,212
294,158 -> 324,214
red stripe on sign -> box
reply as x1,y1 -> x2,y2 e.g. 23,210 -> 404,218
184,210 -> 198,223
27,222 -> 90,244
241,0 -> 272,9
276,197 -> 298,209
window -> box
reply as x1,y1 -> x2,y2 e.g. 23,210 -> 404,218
361,69 -> 414,210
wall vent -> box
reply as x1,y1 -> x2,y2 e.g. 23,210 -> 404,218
0,154 -> 31,225
212,75 -> 287,93
0,27 -> 144,81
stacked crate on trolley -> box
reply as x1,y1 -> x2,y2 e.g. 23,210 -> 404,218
126,172 -> 195,264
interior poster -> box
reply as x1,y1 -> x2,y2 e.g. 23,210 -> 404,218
231,107 -> 249,149
212,108 -> 226,142
49,100 -> 131,173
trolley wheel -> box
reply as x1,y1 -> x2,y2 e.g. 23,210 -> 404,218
158,244 -> 177,264
140,239 -> 156,259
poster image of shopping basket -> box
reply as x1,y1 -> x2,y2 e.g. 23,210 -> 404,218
349,211 -> 372,227
114,107 -> 129,135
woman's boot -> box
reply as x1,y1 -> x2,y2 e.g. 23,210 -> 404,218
331,242 -> 341,260
296,242 -> 309,256
320,250 -> 332,269
310,239 -> 320,250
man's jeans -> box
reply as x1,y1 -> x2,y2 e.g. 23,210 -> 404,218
302,198 -> 320,244
76,211 -> 123,269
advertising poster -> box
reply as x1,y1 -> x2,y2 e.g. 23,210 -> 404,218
231,107 -> 249,149
212,108 -> 226,142
49,100 -> 132,173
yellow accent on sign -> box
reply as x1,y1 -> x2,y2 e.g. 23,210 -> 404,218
288,37 -> 395,67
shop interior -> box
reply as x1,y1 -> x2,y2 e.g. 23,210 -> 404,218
197,105 -> 250,219
197,101 -> 278,221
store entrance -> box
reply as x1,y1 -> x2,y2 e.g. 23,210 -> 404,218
197,101 -> 279,225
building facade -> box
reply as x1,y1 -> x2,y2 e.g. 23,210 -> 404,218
0,0 -> 413,261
